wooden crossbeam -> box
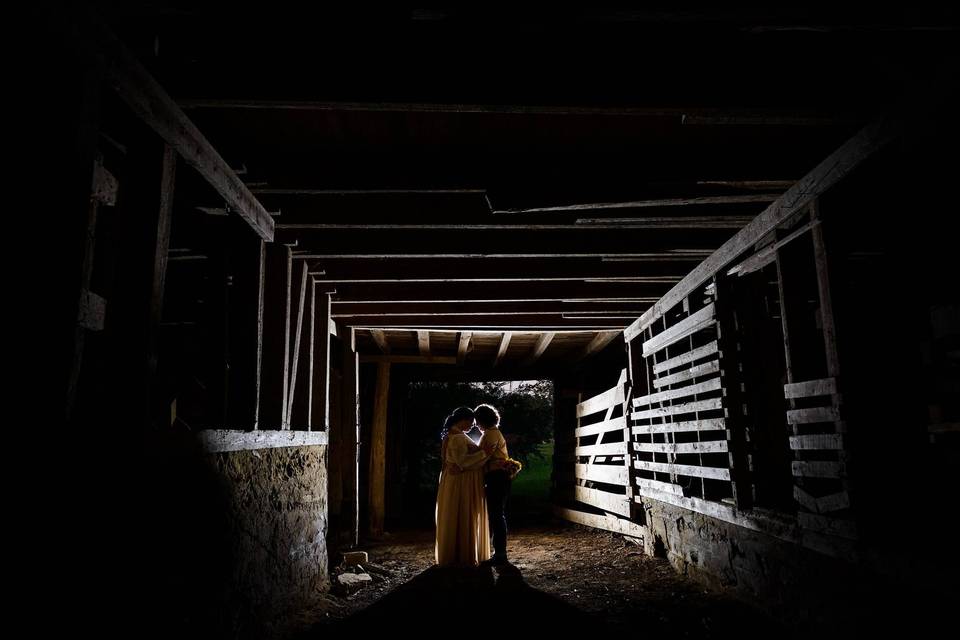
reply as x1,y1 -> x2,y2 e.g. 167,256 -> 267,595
493,332 -> 512,367
457,331 -> 472,365
370,329 -> 390,354
493,194 -> 780,214
417,330 -> 431,356
522,332 -> 556,365
58,6 -> 274,240
625,115 -> 900,339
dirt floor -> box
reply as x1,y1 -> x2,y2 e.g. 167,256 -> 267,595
289,520 -> 792,638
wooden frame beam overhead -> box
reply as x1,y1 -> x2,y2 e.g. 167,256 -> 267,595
179,99 -> 858,126
625,114 -> 901,341
493,332 -> 512,367
54,6 -> 275,241
417,330 -> 431,356
522,332 -> 557,365
332,301 -> 651,316
456,331 -> 472,365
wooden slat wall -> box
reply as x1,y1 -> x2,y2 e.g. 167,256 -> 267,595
557,369 -> 634,524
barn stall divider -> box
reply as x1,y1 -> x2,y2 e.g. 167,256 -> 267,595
554,195 -> 860,563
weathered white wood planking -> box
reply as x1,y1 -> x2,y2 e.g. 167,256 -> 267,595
652,341 -> 719,375
634,440 -> 728,454
575,415 -> 626,438
631,418 -> 726,435
641,304 -> 716,357
784,377 -> 837,399
571,486 -> 632,517
575,463 -> 629,485
554,507 -> 648,539
789,434 -> 843,450
632,397 -> 723,421
654,360 -> 721,388
633,377 -> 722,407
787,406 -> 840,424
634,459 -> 731,480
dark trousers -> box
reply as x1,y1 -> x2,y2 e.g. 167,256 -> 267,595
485,470 -> 511,558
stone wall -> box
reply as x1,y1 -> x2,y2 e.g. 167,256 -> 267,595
632,495 -> 952,635
207,443 -> 329,639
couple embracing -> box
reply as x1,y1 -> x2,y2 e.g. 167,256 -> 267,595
435,404 -> 519,567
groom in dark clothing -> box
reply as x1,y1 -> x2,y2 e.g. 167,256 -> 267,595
475,404 -> 511,565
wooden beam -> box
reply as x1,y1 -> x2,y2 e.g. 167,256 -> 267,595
294,252 -> 708,261
492,194 -> 780,214
278,219 -> 751,230
697,180 -> 796,190
147,145 -> 176,381
457,331 -> 472,365
258,244 -> 291,429
571,331 -> 620,362
625,115 -> 899,340
60,6 -> 274,240
574,216 -> 754,228
417,330 -> 431,356
252,188 -> 486,196
179,99 -> 852,125
370,329 -> 390,354
332,301 -> 650,316
360,355 -> 457,365
307,258 -> 687,283
344,316 -> 630,329
368,362 -> 390,539
493,332 -> 512,367
342,333 -> 360,547
310,285 -> 332,430
522,332 -> 556,365
286,262 -> 310,428
554,507 -> 647,539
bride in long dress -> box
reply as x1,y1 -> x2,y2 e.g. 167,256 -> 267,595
435,406 -> 493,567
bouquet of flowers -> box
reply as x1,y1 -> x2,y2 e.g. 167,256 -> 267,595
502,457 -> 522,480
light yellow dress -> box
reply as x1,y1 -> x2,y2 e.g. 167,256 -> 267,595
435,430 -> 492,566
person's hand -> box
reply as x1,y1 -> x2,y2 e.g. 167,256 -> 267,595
482,443 -> 496,455
447,463 -> 464,475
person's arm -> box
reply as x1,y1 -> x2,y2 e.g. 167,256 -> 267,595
448,435 -> 489,470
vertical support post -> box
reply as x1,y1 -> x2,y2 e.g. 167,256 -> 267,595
288,262 -> 310,428
225,220 -> 264,430
368,361 -> 390,538
310,287 -> 333,430
342,328 -> 360,546
714,274 -> 753,509
258,243 -> 291,429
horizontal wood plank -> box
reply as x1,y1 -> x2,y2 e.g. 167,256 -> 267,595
554,507 -> 647,539
787,406 -> 841,424
789,434 -> 843,450
784,377 -> 837,399
654,360 -> 721,388
634,477 -> 685,496
575,415 -> 626,438
652,341 -> 719,374
575,464 -> 629,486
577,384 -> 626,417
633,377 -> 722,407
571,486 -> 632,517
576,441 -> 629,457
633,440 -> 728,454
631,418 -> 726,435
641,303 -> 716,357
632,397 -> 724,421
634,459 -> 731,480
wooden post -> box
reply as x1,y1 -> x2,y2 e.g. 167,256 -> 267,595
310,287 -> 333,430
225,219 -> 264,430
258,243 -> 291,430
368,361 -> 390,538
288,262 -> 310,428
106,134 -> 177,430
342,328 -> 360,546
714,275 -> 753,509
62,51 -> 104,425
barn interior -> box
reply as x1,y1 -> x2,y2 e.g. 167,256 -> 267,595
39,5 -> 958,639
